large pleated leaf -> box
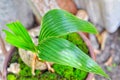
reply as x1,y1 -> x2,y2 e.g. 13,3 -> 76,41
38,38 -> 109,79
3,21 -> 36,52
39,9 -> 98,42
2,9 -> 110,79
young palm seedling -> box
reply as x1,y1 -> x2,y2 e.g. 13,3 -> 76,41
3,9 -> 110,79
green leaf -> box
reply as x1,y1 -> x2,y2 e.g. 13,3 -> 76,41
39,9 -> 98,42
3,21 -> 36,52
38,38 -> 109,79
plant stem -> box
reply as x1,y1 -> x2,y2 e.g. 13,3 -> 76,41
32,53 -> 37,75
45,62 -> 54,72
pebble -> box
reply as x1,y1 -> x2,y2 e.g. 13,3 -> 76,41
57,0 -> 77,14
7,63 -> 20,74
76,10 -> 88,21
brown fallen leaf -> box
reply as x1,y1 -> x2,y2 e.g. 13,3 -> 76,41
101,31 -> 108,50
96,34 -> 102,45
94,49 -> 101,55
96,30 -> 108,50
104,56 -> 113,66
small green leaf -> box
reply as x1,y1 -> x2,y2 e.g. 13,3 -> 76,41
39,9 -> 98,42
3,21 -> 36,52
38,38 -> 109,79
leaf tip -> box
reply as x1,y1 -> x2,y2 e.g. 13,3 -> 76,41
6,20 -> 21,27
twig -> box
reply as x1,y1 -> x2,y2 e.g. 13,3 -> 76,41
78,32 -> 96,60
2,47 -> 15,80
78,32 -> 95,80
0,35 -> 7,55
0,71 -> 2,79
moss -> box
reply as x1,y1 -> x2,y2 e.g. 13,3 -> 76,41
19,64 -> 32,77
67,32 -> 88,54
7,50 -> 41,80
53,64 -> 88,80
73,69 -> 88,80
7,74 -> 16,80
53,64 -> 73,79
7,32 -> 89,80
39,72 -> 57,80
61,32 -> 88,54
18,77 -> 38,80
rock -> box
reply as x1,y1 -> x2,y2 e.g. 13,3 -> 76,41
0,0 -> 34,56
30,0 -> 60,19
57,0 -> 77,14
7,63 -> 20,74
76,10 -> 88,21
0,0 -> 34,38
19,49 -> 50,70
74,0 -> 120,33
19,27 -> 53,70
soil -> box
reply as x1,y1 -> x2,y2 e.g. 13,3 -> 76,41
95,28 -> 120,80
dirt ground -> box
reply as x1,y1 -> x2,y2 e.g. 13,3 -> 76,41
95,28 -> 120,80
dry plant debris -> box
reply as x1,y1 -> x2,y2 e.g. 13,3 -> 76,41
96,30 -> 108,50
104,56 -> 113,66
7,63 -> 20,74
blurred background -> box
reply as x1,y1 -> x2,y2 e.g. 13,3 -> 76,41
0,0 -> 120,80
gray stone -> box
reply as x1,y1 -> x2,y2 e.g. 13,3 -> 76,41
74,0 -> 120,33
95,29 -> 120,80
0,0 -> 34,38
